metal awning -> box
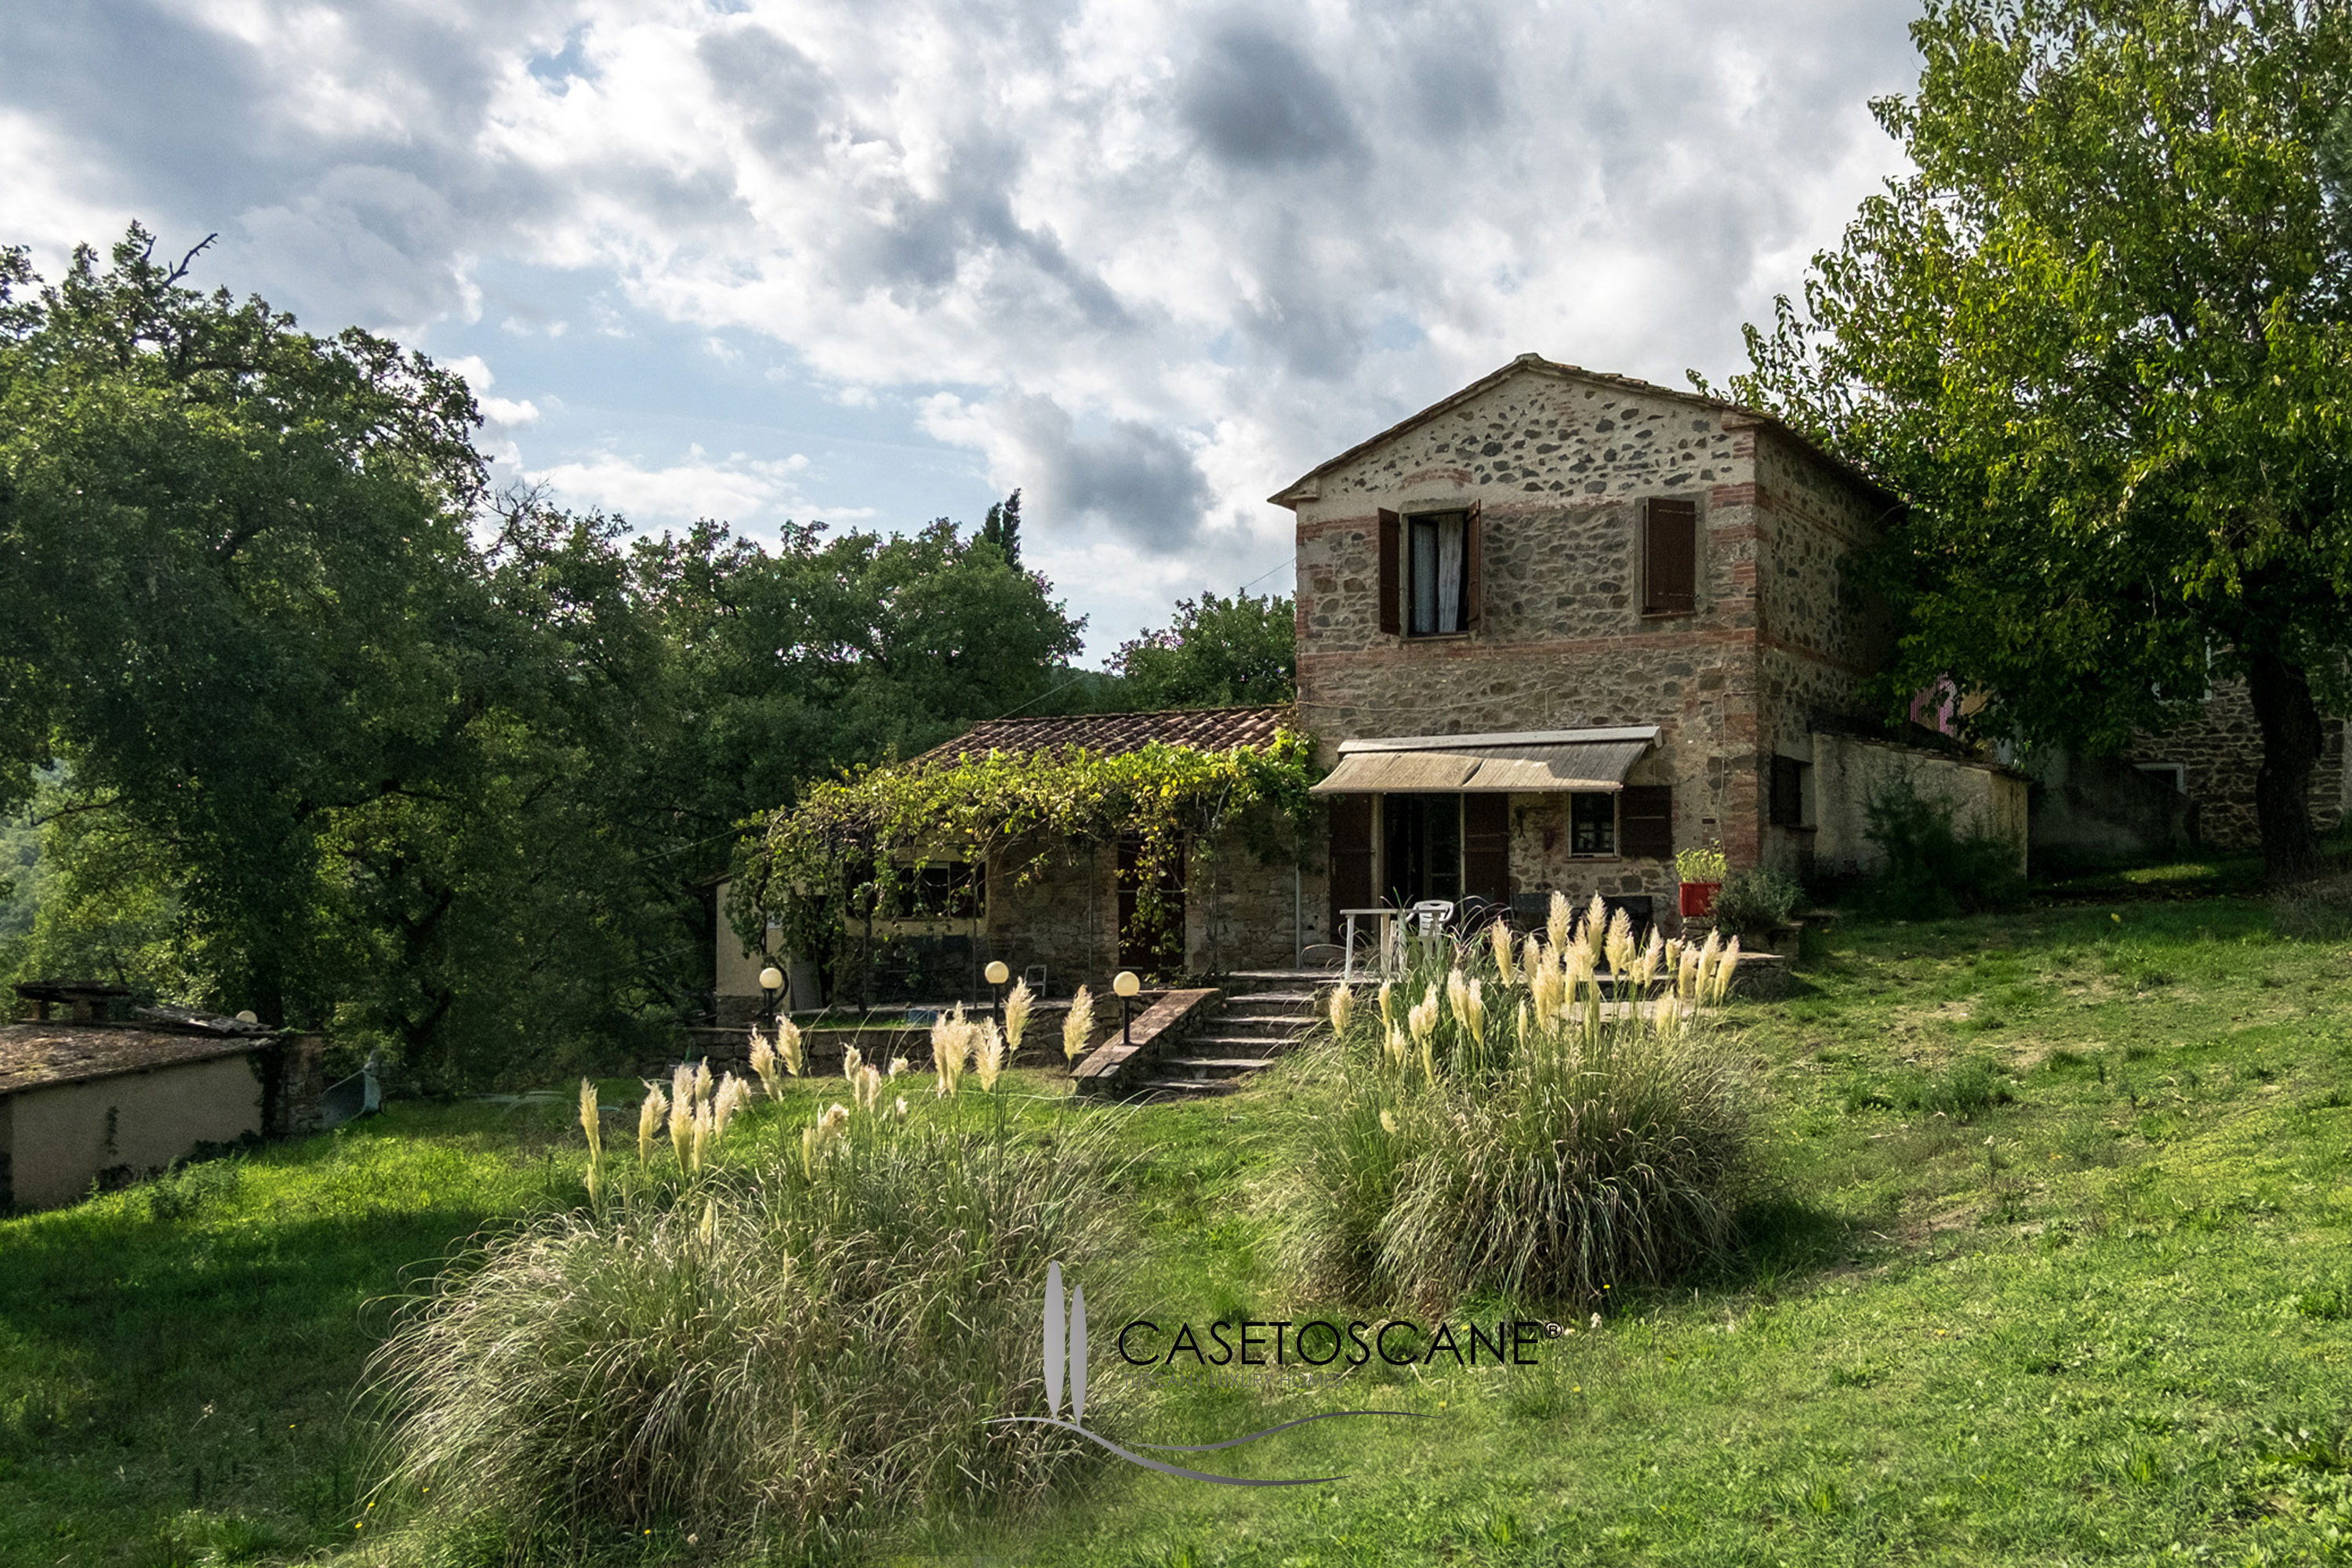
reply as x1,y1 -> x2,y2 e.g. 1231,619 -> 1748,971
1309,726 -> 1659,795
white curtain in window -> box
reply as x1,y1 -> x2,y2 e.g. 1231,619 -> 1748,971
1434,514 -> 1464,631
1411,520 -> 1439,633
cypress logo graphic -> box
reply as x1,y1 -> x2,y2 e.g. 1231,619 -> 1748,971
986,1262 -> 1428,1486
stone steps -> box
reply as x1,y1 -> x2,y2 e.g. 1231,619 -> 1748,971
1201,1014 -> 1308,1039
1131,980 -> 1329,1101
1182,1032 -> 1295,1058
1225,991 -> 1324,1011
1160,1055 -> 1279,1076
1134,1076 -> 1240,1095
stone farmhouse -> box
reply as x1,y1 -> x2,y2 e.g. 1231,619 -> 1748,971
717,354 -> 2039,1011
1282,352 -> 2020,942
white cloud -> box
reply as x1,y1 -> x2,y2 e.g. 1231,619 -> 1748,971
528,450 -> 848,527
1,0 -> 1923,641
481,396 -> 540,426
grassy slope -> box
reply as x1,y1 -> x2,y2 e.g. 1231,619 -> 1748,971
0,1100 -> 601,1566
2,894 -> 2347,1565
925,898 -> 2352,1568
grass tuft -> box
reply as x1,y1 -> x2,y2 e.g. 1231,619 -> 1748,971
367,1092 -> 1128,1558
1285,910 -> 1751,1306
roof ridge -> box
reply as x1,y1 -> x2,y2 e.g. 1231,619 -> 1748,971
967,701 -> 1293,729
914,703 -> 1298,767
1265,353 -> 1900,511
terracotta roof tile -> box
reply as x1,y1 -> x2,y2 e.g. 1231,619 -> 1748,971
916,704 -> 1294,764
0,1024 -> 265,1097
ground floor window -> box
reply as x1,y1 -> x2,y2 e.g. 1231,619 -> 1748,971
890,862 -> 984,919
1769,755 -> 1813,828
1570,793 -> 1617,856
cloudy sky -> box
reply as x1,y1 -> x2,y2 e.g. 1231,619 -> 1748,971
1,0 -> 1922,660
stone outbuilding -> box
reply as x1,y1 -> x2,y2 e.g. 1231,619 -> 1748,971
2117,678 -> 2349,853
1,983 -> 332,1211
1279,353 -> 2026,934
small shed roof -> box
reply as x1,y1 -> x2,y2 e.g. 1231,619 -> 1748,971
0,1024 -> 263,1097
915,705 -> 1294,765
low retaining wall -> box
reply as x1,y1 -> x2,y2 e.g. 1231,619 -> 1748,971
1072,989 -> 1222,1098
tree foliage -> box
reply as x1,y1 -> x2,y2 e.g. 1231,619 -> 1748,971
731,731 -> 1318,989
1110,587 -> 1295,710
0,227 -> 488,1020
1722,0 -> 2352,880
2,225 -> 1090,1085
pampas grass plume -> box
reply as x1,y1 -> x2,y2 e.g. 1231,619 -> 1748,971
1062,986 -> 1095,1066
637,1083 -> 666,1167
1004,979 -> 1033,1057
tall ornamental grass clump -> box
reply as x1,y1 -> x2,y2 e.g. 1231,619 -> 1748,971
1290,895 -> 1750,1306
368,1007 -> 1123,1560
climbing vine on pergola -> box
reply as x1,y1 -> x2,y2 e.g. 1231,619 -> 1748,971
728,730 -> 1319,978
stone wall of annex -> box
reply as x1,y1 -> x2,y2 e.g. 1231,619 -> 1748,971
986,838 -> 1116,994
1184,815 -> 1326,975
2125,680 -> 2348,850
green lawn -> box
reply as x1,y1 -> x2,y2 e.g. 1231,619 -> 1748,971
4,895 -> 2350,1564
927,898 -> 2352,1567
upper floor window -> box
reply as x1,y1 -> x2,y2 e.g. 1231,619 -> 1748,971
1641,497 -> 1698,616
1377,503 -> 1483,638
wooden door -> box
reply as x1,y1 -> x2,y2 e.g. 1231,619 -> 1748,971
1116,837 -> 1185,972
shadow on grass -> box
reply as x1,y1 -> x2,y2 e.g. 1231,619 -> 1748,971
1722,1192 -> 1853,1300
0,1116 -> 564,1557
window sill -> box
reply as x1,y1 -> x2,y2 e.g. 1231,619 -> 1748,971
1400,631 -> 1475,642
1638,609 -> 1697,620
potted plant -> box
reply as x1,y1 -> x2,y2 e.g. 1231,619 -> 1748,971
1675,841 -> 1727,918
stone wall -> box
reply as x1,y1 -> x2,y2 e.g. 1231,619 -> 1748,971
988,822 -> 1313,988
1506,790 -> 1678,914
2125,678 -> 2347,850
1185,815 -> 1323,974
985,837 -> 1113,995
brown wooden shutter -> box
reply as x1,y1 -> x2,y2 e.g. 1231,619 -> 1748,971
1377,510 -> 1402,635
1642,498 -> 1697,615
1461,501 -> 1484,632
1463,792 -> 1509,904
1327,795 -> 1375,931
1620,785 -> 1674,859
